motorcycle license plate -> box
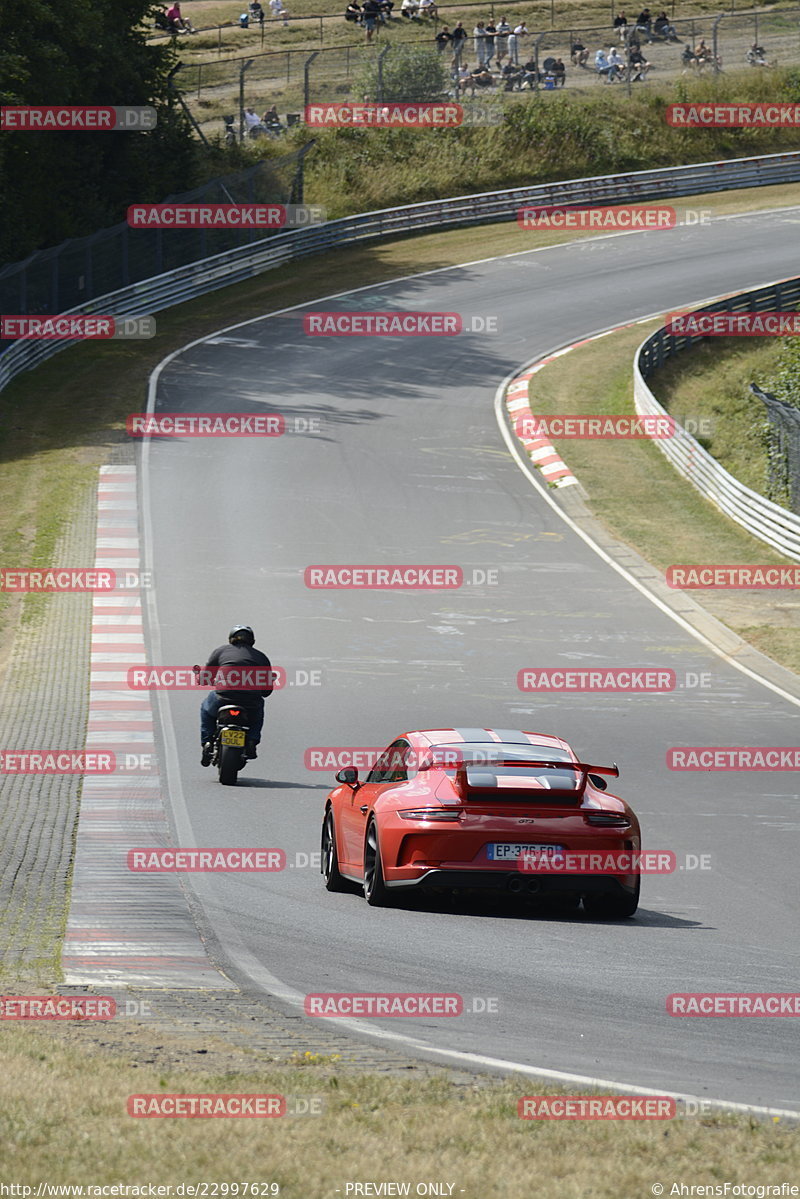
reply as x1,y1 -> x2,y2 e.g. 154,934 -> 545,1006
221,729 -> 246,747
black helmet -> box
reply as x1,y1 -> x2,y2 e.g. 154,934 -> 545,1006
228,624 -> 255,646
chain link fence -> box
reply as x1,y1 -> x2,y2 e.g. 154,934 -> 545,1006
173,4 -> 800,136
0,154 -> 306,327
750,383 -> 800,514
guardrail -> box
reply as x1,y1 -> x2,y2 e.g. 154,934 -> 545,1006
633,277 -> 800,562
3,149 -> 800,411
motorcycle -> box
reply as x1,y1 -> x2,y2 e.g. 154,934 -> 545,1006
212,702 -> 252,786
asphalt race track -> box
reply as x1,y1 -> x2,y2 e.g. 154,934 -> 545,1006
141,208 -> 800,1113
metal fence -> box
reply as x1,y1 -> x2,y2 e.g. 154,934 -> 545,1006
634,278 -> 800,561
173,5 -> 800,135
0,154 -> 307,326
750,382 -> 800,514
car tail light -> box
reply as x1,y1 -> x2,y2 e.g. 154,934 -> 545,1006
585,812 -> 630,828
398,809 -> 460,821
229,709 -> 241,717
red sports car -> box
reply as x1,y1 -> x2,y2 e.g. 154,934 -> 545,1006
320,727 -> 641,917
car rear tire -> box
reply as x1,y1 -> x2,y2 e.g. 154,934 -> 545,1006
583,877 -> 640,918
363,818 -> 391,906
218,744 -> 241,786
321,808 -> 353,892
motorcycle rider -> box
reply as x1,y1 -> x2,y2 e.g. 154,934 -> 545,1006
199,625 -> 274,766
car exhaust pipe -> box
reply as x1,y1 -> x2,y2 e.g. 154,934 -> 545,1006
525,879 -> 540,894
507,876 -> 524,893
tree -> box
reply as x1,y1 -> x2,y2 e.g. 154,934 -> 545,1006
0,0 -> 196,265
355,46 -> 448,103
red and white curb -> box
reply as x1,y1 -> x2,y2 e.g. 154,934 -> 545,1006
505,332 -> 624,489
63,464 -> 233,989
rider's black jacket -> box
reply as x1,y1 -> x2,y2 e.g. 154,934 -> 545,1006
203,643 -> 274,704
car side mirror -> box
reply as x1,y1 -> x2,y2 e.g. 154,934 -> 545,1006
588,774 -> 607,791
335,767 -> 360,788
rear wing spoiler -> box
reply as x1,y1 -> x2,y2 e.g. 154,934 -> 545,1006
454,759 -> 619,801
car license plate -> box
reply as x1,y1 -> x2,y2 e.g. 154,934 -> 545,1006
220,729 -> 246,747
487,843 -> 565,860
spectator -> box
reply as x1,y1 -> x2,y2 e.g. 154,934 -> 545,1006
470,63 -> 494,88
653,10 -> 678,40
166,2 -> 195,32
474,21 -> 489,66
435,23 -> 452,50
455,60 -> 472,91
680,42 -> 697,69
613,11 -> 628,40
608,45 -> 625,76
401,0 -> 420,17
362,0 -> 381,38
379,0 -> 394,21
243,107 -> 264,134
269,0 -> 289,22
154,9 -> 171,30
451,21 -> 467,60
595,48 -> 620,80
484,20 -> 497,66
635,7 -> 652,39
694,38 -> 713,62
419,0 -> 438,16
521,55 -> 538,86
502,59 -> 524,88
571,40 -> 589,66
495,16 -> 510,63
262,104 -> 282,129
746,41 -> 772,66
628,44 -> 650,77
345,0 -> 362,20
507,25 -> 520,63
552,56 -> 566,85
250,0 -> 265,21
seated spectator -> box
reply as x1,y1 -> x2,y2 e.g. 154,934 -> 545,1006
379,0 -> 394,21
345,0 -> 362,20
552,56 -> 566,85
243,107 -> 265,136
635,7 -> 652,39
681,42 -> 697,67
419,0 -> 438,16
269,0 -> 289,23
694,38 -> 712,60
250,0 -> 265,22
613,11 -> 628,40
608,46 -> 625,75
166,2 -> 195,32
502,59 -> 524,88
521,55 -> 539,86
401,0 -> 420,17
629,44 -> 651,78
470,63 -> 494,87
154,8 -> 171,30
262,104 -> 282,129
435,24 -> 452,51
652,11 -> 678,40
595,47 -> 623,80
571,40 -> 589,66
455,61 -> 472,91
746,42 -> 771,67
